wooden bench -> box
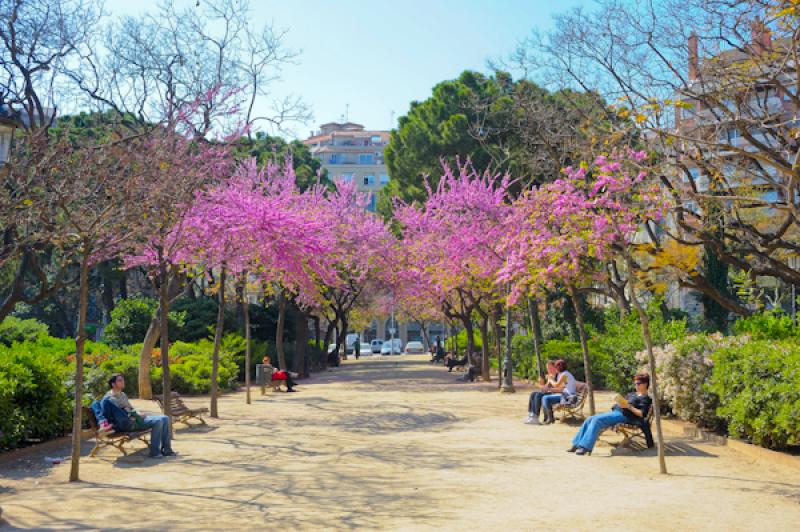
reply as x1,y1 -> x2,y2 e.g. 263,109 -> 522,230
259,364 -> 287,394
261,376 -> 287,394
154,392 -> 208,426
84,406 -> 152,457
553,382 -> 589,421
605,407 -> 654,447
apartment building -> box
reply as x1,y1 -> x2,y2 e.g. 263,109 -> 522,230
664,26 -> 798,314
303,122 -> 391,211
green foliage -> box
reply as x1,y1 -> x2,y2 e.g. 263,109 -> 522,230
0,346 -> 72,450
379,71 -> 521,217
640,334 -> 727,428
700,241 -> 732,332
448,327 -> 483,354
232,132 -> 328,191
103,296 -> 186,347
594,304 -> 687,393
540,339 -> 608,387
709,340 -> 800,450
733,310 -> 800,340
0,316 -> 50,346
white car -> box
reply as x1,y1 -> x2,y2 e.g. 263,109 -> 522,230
404,341 -> 425,354
370,339 -> 384,353
356,343 -> 372,357
380,339 -> 403,355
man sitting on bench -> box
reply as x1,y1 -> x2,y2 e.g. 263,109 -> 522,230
567,373 -> 654,456
100,374 -> 175,458
263,356 -> 298,392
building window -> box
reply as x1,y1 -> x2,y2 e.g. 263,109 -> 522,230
367,194 -> 376,211
341,173 -> 353,182
719,127 -> 739,144
0,130 -> 11,164
329,153 -> 338,164
371,135 -> 382,145
364,175 -> 375,186
380,174 -> 389,185
683,167 -> 700,183
358,153 -> 374,164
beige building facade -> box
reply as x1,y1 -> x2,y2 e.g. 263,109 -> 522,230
303,122 -> 391,211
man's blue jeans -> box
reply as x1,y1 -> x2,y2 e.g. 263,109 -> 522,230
541,394 -> 563,420
141,415 -> 172,456
572,410 -> 628,451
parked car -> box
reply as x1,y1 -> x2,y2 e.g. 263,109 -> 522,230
357,343 -> 372,357
404,341 -> 425,354
380,339 -> 403,355
370,339 -> 383,354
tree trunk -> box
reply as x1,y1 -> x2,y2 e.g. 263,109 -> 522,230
313,316 -> 322,350
478,314 -> 490,381
419,321 -> 431,351
276,291 -> 287,370
139,273 -> 183,400
242,275 -> 252,405
568,284 -> 595,415
339,316 -> 349,361
527,297 -> 544,380
159,264 -> 172,428
626,255 -> 668,474
210,266 -> 226,418
138,312 -> 161,400
101,269 -> 115,322
491,305 -> 503,388
69,252 -> 90,482
118,272 -> 128,299
322,319 -> 335,370
462,317 -> 475,366
293,304 -> 309,379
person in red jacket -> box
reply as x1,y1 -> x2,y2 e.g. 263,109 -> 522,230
262,356 -> 298,392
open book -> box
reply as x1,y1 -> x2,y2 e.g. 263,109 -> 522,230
614,394 -> 629,408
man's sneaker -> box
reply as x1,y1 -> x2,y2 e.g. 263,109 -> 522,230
161,450 -> 177,457
148,453 -> 163,459
524,416 -> 541,425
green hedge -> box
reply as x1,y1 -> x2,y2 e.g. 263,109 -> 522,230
0,346 -> 72,450
709,339 -> 800,450
0,316 -> 50,346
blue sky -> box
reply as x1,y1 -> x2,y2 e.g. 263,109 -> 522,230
104,0 -> 586,138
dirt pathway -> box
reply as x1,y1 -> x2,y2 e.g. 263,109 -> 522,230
1,355 -> 798,530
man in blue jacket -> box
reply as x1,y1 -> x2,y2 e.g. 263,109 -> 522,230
91,374 -> 175,458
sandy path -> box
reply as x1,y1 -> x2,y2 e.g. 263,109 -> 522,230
1,355 -> 798,531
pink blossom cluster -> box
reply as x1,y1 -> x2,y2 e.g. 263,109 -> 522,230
499,150 -> 668,305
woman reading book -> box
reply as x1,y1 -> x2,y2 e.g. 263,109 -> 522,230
568,373 -> 654,455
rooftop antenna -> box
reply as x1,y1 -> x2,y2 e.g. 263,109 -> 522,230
390,110 -> 396,128
345,103 -> 350,122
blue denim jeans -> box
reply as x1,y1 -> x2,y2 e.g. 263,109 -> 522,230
528,391 -> 547,417
541,394 -> 563,420
141,415 -> 172,456
571,410 -> 628,451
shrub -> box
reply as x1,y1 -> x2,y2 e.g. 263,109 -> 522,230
85,350 -> 141,399
595,304 -> 687,393
0,316 -> 50,346
0,347 -> 72,450
539,338 -> 608,387
636,334 -> 734,428
511,334 -> 539,380
449,328 -> 483,354
151,340 -> 239,395
733,310 -> 799,341
103,296 -> 185,347
708,339 -> 800,450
